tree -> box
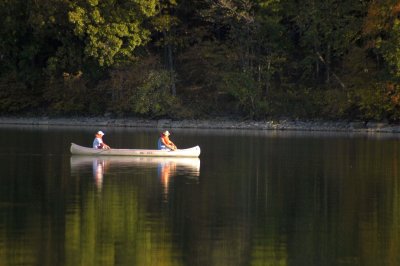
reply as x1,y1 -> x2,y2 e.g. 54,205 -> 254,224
362,1 -> 400,80
68,0 -> 160,67
194,0 -> 286,116
285,0 -> 366,87
150,0 -> 179,96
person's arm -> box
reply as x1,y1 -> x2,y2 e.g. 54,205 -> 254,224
167,139 -> 177,150
170,141 -> 177,150
162,138 -> 176,150
98,138 -> 110,149
102,142 -> 111,149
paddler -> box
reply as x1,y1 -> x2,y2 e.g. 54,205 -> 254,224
93,130 -> 110,149
158,130 -> 177,151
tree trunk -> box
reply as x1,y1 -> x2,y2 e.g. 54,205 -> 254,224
163,30 -> 176,96
325,43 -> 331,84
316,52 -> 346,89
265,58 -> 271,96
314,39 -> 319,81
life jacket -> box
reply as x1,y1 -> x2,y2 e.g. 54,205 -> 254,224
158,135 -> 170,150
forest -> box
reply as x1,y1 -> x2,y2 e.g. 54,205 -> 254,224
0,0 -> 400,121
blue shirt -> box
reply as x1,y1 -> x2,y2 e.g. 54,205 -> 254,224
157,138 -> 169,150
93,137 -> 103,149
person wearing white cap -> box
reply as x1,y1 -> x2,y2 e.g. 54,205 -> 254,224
93,130 -> 110,149
157,130 -> 177,151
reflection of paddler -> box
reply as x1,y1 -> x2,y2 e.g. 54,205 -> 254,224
158,161 -> 177,199
92,159 -> 107,190
71,156 -> 200,174
70,155 -> 200,189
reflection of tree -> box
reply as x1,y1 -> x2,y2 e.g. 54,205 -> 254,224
8,138 -> 400,265
66,165 -> 183,266
66,156 -> 201,265
251,138 -> 400,265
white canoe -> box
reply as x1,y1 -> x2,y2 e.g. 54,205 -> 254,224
70,143 -> 201,157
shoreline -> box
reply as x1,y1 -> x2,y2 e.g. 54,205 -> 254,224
0,116 -> 400,133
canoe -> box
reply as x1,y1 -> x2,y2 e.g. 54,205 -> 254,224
70,143 -> 201,157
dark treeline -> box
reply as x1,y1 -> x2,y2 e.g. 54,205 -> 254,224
1,0 -> 400,121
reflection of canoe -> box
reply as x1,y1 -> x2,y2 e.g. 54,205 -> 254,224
70,143 -> 201,157
70,155 -> 201,176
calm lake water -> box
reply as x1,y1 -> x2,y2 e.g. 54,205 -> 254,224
0,125 -> 400,266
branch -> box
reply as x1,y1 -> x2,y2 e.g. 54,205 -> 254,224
316,52 -> 346,89
213,0 -> 254,24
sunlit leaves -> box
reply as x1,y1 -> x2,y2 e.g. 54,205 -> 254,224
379,18 -> 400,78
68,0 -> 159,66
1,0 -> 400,119
68,6 -> 87,36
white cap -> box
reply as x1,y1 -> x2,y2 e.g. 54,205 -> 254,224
163,130 -> 170,136
97,131 -> 105,136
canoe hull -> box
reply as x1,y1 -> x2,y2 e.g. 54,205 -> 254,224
70,143 -> 201,157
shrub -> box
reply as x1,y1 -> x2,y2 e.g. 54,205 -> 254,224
0,72 -> 41,113
352,83 -> 400,121
100,58 -> 180,118
129,69 -> 179,117
42,72 -> 105,115
220,71 -> 264,118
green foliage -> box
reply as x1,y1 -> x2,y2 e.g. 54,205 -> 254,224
43,72 -> 105,115
98,58 -> 179,117
319,89 -> 353,119
379,19 -> 400,78
286,0 -> 366,84
131,70 -> 178,116
262,88 -> 354,120
263,88 -> 318,118
0,72 -> 41,113
352,86 -> 386,121
362,2 -> 400,81
352,83 -> 400,121
221,71 -> 263,118
0,0 -> 400,121
68,0 -> 159,66
383,84 -> 400,121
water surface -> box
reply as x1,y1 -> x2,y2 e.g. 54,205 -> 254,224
0,125 -> 399,266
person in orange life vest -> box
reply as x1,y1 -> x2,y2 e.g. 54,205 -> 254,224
157,130 -> 177,151
92,130 -> 110,149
